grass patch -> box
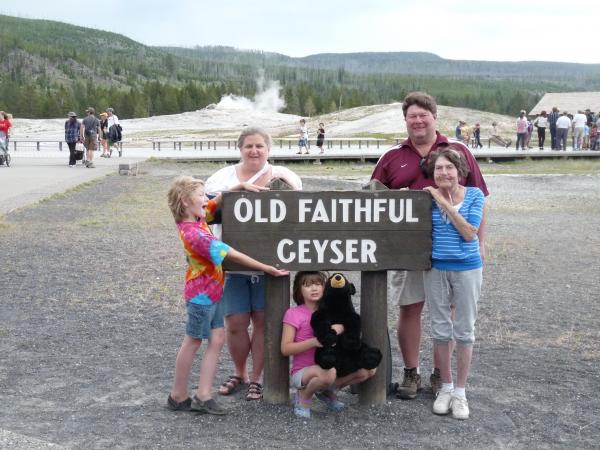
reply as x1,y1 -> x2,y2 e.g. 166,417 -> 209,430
76,219 -> 102,227
37,179 -> 104,204
286,161 -> 374,177
80,178 -> 174,227
347,132 -> 399,140
144,156 -> 600,177
480,159 -> 600,175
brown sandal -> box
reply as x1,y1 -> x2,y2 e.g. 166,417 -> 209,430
246,382 -> 263,401
218,375 -> 245,396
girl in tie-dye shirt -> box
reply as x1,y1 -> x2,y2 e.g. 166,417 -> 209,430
166,176 -> 289,414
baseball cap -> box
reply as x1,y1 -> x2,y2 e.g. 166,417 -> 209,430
86,107 -> 95,114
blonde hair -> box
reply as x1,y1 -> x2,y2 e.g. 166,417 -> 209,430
167,176 -> 205,222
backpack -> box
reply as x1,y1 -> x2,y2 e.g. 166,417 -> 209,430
108,124 -> 122,142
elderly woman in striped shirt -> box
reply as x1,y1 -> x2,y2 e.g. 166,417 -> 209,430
422,147 -> 485,421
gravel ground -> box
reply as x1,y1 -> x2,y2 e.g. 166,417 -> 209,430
1,161 -> 599,449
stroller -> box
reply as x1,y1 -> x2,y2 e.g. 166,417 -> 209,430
0,134 -> 10,167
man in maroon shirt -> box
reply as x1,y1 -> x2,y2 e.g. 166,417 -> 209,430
371,91 -> 489,400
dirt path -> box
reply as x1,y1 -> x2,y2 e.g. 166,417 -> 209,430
1,162 -> 598,449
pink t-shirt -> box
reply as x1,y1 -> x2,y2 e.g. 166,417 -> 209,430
516,118 -> 528,133
283,304 -> 316,376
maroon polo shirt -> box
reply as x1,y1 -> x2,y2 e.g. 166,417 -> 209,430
371,132 -> 489,195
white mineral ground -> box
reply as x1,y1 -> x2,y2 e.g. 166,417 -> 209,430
10,94 -> 518,142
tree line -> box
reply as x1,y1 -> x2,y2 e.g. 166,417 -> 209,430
0,14 -> 582,119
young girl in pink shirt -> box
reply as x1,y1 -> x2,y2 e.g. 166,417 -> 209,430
281,271 -> 376,418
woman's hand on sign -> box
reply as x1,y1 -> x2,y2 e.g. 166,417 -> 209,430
423,186 -> 443,202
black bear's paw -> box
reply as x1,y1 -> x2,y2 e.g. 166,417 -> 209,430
339,333 -> 361,350
320,330 -> 338,347
362,347 -> 383,370
316,349 -> 337,370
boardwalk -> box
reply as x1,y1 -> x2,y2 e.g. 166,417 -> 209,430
8,144 -> 600,164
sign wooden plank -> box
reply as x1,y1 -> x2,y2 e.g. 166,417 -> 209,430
222,190 -> 431,271
222,231 -> 430,271
222,191 -> 431,231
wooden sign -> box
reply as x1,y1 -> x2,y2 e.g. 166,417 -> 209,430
221,190 -> 431,271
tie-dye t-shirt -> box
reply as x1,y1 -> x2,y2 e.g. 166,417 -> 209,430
176,200 -> 231,305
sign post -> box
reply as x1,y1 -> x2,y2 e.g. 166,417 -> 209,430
222,189 -> 431,405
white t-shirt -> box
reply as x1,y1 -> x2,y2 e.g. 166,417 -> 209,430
205,163 -> 302,238
205,163 -> 302,274
107,114 -> 120,128
572,113 -> 587,128
299,126 -> 308,140
556,116 -> 572,129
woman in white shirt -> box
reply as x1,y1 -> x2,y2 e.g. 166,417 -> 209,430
533,111 -> 549,150
205,127 -> 302,401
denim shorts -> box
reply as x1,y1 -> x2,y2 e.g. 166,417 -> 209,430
186,301 -> 225,339
222,274 -> 265,316
298,138 -> 308,147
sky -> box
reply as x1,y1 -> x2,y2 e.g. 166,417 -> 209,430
2,0 -> 598,64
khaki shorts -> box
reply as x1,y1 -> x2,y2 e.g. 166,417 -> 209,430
84,135 -> 97,151
388,270 -> 425,307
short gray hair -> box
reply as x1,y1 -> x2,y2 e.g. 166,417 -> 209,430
237,127 -> 272,150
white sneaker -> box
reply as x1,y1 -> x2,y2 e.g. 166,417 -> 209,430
451,395 -> 469,420
432,390 -> 452,415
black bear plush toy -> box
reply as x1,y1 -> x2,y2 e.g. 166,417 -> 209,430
310,272 -> 382,377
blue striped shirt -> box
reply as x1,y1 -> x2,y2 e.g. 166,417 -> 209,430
431,187 -> 484,271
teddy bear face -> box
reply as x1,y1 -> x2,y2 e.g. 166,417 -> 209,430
321,273 -> 357,314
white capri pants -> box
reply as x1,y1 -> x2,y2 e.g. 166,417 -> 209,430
424,268 -> 482,345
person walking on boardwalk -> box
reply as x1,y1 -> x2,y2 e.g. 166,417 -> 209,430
316,123 -> 325,154
472,123 -> 483,148
548,107 -> 560,150
533,111 -> 548,150
64,112 -> 81,167
297,119 -> 309,155
556,112 -> 571,151
80,107 -> 100,168
106,108 -> 122,157
516,111 -> 528,150
99,112 -> 109,158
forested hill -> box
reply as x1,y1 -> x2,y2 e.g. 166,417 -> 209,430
172,47 -> 600,84
1,14 -> 599,119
